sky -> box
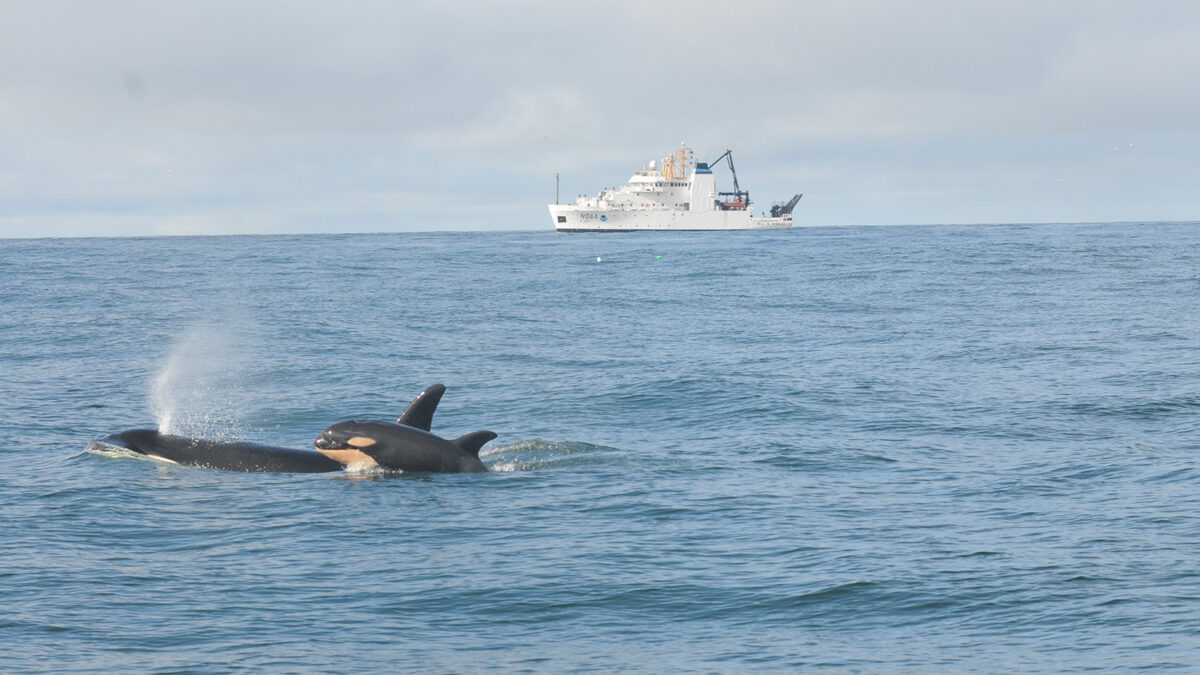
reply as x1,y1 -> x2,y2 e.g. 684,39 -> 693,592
3,0 -> 1199,238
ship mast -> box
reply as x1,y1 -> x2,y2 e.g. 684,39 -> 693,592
660,144 -> 692,181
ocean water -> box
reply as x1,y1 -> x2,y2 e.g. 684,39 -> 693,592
3,223 -> 1200,672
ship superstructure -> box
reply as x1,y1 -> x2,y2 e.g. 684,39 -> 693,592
549,145 -> 800,232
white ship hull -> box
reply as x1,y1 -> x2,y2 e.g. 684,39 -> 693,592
549,205 -> 792,232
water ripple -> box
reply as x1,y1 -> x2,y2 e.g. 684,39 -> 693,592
6,225 -> 1200,672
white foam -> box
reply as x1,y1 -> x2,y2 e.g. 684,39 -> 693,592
343,460 -> 389,475
485,460 -> 525,472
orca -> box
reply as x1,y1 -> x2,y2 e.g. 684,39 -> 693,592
98,384 -> 495,474
314,384 -> 495,473
99,428 -> 344,473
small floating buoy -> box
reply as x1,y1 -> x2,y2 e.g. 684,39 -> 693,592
596,257 -> 602,262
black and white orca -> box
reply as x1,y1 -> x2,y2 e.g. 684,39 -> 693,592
99,384 -> 495,474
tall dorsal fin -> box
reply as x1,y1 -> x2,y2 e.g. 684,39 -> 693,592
453,431 -> 497,457
396,384 -> 446,431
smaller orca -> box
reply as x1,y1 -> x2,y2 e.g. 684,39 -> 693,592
314,381 -> 496,470
314,384 -> 495,473
315,421 -> 494,473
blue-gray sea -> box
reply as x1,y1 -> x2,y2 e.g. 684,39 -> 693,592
4,223 -> 1200,673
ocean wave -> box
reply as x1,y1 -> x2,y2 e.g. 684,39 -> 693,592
482,438 -> 622,472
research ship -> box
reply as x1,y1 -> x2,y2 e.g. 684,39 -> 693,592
549,144 -> 801,232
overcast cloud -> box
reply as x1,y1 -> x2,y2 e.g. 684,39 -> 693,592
2,0 -> 1199,237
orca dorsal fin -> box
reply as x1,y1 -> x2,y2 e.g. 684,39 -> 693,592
453,431 -> 497,457
396,384 -> 446,431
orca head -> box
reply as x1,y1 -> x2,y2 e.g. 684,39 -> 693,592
98,428 -> 193,464
313,420 -> 384,468
100,428 -> 161,453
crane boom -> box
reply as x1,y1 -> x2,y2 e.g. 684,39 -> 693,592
708,149 -> 749,210
708,149 -> 740,195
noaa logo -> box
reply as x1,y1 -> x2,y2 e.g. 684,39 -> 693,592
600,215 -> 608,222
